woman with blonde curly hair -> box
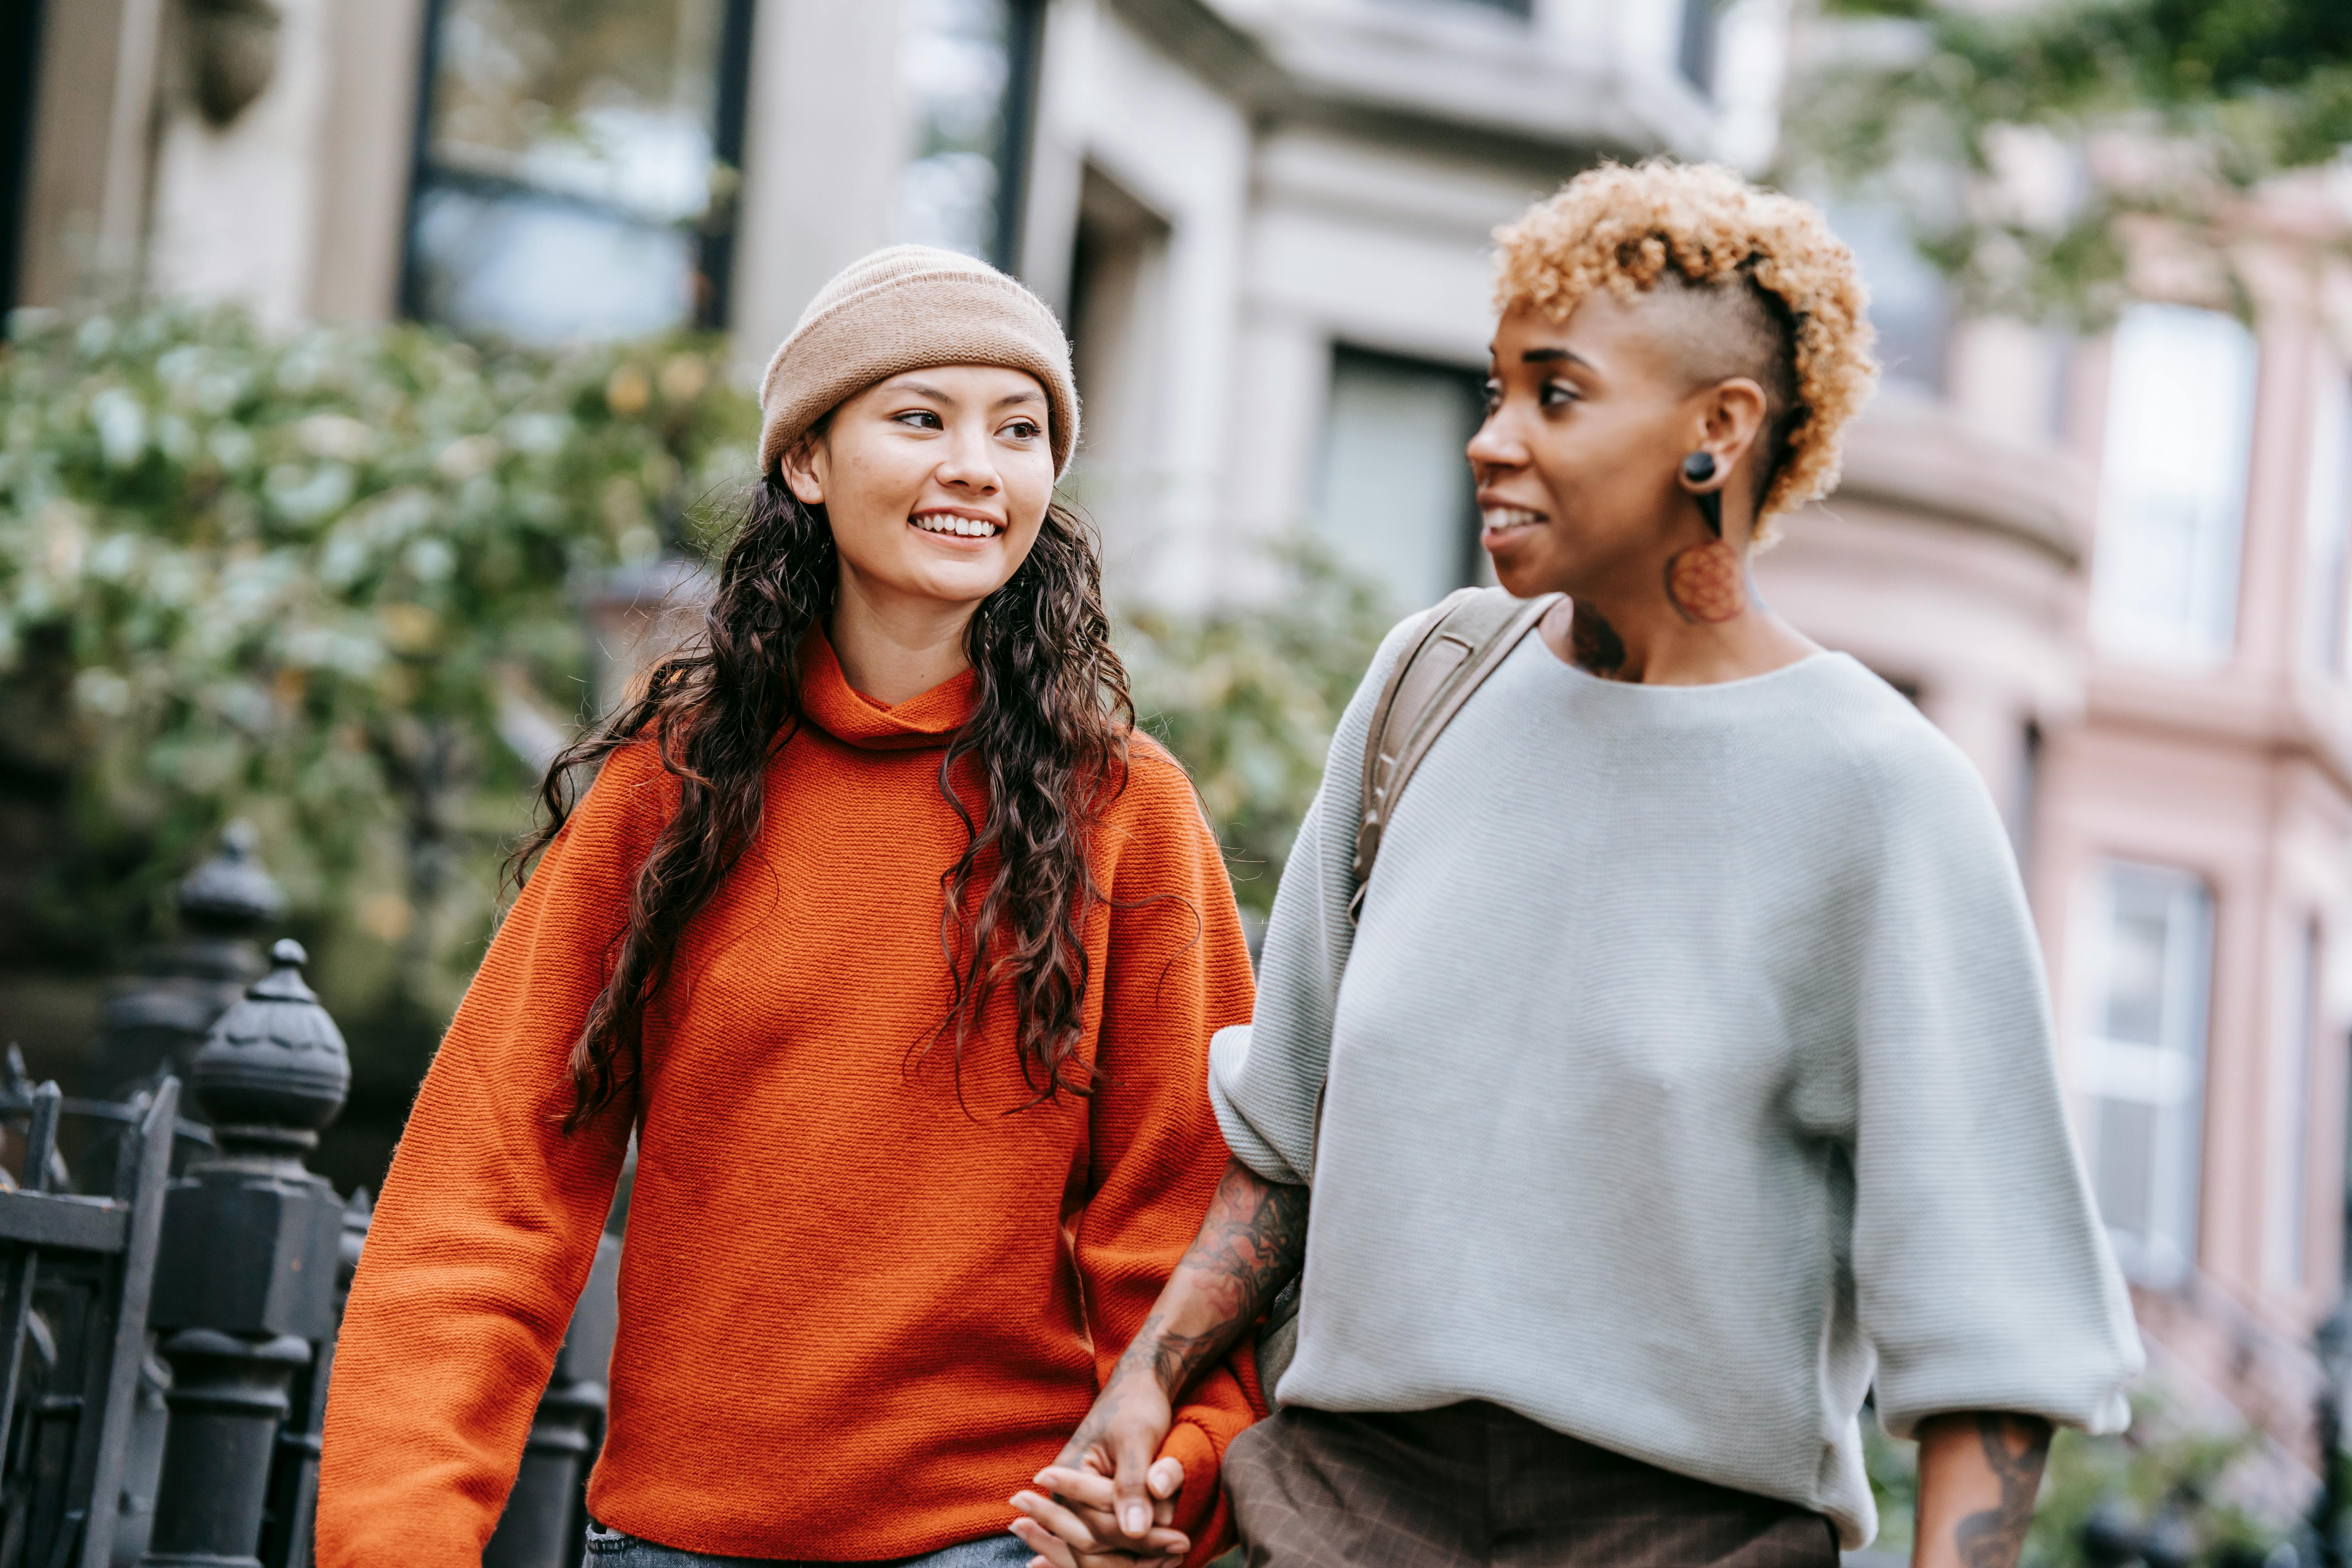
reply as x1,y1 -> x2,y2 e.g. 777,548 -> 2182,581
1013,163 -> 2139,1568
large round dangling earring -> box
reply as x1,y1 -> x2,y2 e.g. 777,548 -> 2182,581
1680,451 -> 1723,538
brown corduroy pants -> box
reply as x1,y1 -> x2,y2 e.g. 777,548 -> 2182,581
1218,1404 -> 1841,1568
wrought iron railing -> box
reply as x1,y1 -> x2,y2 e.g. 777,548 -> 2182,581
1,829 -> 610,1568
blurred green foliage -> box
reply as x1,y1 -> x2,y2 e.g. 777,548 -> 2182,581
1122,542 -> 1396,918
1864,1397 -> 2291,1568
0,298 -> 1396,1045
1787,0 -> 2352,324
0,301 -> 758,1016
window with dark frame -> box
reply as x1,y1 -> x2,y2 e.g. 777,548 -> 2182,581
0,0 -> 44,314
1314,346 -> 1489,615
1679,0 -> 1718,94
893,0 -> 1045,270
401,0 -> 756,345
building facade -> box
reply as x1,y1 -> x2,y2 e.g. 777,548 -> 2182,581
5,0 -> 2347,1465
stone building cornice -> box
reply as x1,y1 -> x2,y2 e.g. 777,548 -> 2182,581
1099,0 -> 1716,170
2083,662 -> 2352,800
1826,396 -> 2090,570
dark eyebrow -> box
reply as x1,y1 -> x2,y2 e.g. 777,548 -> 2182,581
1521,347 -> 1593,368
888,378 -> 955,403
994,388 -> 1046,409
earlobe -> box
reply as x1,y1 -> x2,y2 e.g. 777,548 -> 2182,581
1679,450 -> 1725,537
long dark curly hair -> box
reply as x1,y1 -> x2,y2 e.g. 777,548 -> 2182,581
512,475 -> 1134,1131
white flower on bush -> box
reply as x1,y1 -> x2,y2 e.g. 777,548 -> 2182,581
72,667 -> 131,717
298,414 -> 375,463
88,387 -> 147,468
433,434 -> 500,483
265,462 -> 357,526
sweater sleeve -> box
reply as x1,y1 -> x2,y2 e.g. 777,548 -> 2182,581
316,745 -> 671,1568
1849,733 -> 2144,1439
1078,746 -> 1265,1567
1206,618 -> 1415,1186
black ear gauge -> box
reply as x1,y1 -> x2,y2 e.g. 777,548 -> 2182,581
1681,451 -> 1724,537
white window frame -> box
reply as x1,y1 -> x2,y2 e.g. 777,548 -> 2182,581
2075,861 -> 2213,1286
2306,360 -> 2352,676
2269,917 -> 2321,1289
2090,304 -> 2259,669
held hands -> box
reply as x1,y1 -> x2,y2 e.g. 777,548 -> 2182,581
1009,1367 -> 1188,1568
1009,1455 -> 1186,1568
1013,1160 -> 1308,1568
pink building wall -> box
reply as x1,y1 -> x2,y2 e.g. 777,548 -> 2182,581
1763,254 -> 2352,1465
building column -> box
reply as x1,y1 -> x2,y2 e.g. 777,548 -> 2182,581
144,0 -> 339,325
728,0 -> 909,382
16,0 -> 166,308
309,0 -> 428,322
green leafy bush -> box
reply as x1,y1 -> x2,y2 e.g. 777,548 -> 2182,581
0,301 -> 758,1004
1122,541 -> 1397,917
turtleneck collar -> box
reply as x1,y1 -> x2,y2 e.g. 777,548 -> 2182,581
796,624 -> 978,750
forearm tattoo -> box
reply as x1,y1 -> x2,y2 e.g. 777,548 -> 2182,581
1953,1414 -> 2051,1568
1113,1161 -> 1309,1398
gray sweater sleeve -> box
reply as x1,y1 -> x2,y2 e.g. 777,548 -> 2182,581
1207,619 -> 1417,1186
1849,735 -> 2144,1437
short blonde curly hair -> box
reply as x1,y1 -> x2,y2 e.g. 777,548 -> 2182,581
1493,160 -> 1878,531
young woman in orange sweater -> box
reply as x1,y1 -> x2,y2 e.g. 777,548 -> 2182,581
316,247 -> 1259,1568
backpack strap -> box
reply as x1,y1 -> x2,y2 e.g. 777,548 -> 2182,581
1348,587 -> 1562,923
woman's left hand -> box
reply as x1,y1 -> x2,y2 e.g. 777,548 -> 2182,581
1009,1455 -> 1189,1568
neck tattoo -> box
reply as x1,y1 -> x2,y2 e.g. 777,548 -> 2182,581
1568,601 -> 1627,677
1664,541 -> 1748,624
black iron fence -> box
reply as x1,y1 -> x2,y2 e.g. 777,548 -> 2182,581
0,831 -> 611,1568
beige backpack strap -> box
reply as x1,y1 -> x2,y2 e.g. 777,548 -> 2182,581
1348,588 -> 1561,923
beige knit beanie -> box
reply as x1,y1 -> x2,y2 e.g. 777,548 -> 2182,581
758,245 -> 1080,481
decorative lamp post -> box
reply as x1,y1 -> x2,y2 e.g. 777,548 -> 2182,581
142,940 -> 348,1568
92,820 -> 287,1100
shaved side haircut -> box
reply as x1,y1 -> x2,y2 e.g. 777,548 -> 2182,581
1641,270 -> 1803,511
1493,160 -> 1878,540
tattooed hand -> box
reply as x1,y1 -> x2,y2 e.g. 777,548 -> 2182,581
1914,1412 -> 2053,1568
1027,1158 -> 1310,1557
1011,1451 -> 1187,1568
1043,1367 -> 1180,1551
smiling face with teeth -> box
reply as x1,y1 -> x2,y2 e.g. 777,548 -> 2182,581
1469,291 -> 1769,606
780,363 -> 1056,631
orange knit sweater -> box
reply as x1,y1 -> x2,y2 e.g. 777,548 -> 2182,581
316,632 -> 1261,1565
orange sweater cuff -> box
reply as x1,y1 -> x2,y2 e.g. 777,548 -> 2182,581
1164,1415 -> 1234,1568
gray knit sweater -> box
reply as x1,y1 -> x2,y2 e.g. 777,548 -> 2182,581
1208,621 -> 2143,1546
